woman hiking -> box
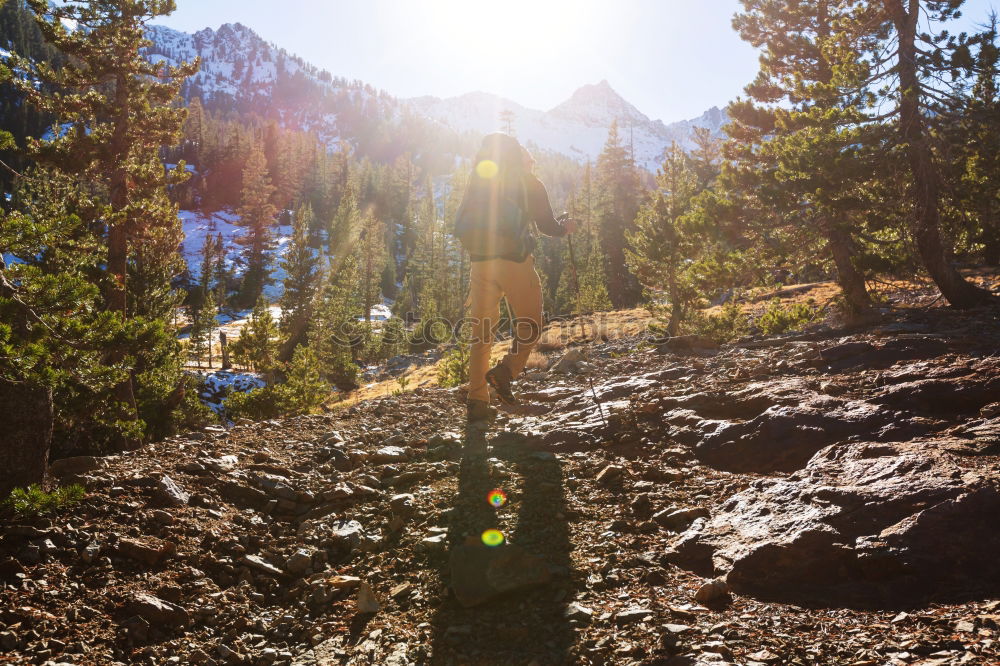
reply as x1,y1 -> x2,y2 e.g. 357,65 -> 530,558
454,132 -> 577,427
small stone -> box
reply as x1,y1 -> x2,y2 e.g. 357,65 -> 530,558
695,578 -> 730,604
565,602 -> 594,623
654,506 -> 709,530
154,475 -> 189,507
389,582 -> 413,600
390,493 -> 416,517
285,548 -> 313,576
356,582 -> 380,614
615,607 -> 653,625
595,465 -> 625,486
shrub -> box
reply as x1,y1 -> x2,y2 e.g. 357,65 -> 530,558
437,343 -> 469,388
226,345 -> 330,420
684,301 -> 750,343
4,484 -> 86,517
756,298 -> 819,335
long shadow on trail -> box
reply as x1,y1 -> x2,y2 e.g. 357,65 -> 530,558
428,426 -> 576,665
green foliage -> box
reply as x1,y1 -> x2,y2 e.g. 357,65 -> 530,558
279,203 -> 321,336
226,345 -> 329,420
683,301 -> 750,344
436,343 -> 469,388
756,299 -> 819,336
3,484 -> 85,517
230,297 -> 279,374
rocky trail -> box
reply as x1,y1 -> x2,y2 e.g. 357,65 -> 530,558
2,305 -> 1000,665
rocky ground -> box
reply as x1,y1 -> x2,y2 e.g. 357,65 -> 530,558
2,303 -> 1000,665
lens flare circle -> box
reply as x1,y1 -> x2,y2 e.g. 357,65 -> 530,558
481,529 -> 505,547
487,489 -> 508,508
476,159 -> 498,179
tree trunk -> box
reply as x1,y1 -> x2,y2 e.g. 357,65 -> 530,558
823,222 -> 872,315
887,0 -> 995,308
0,378 -> 53,500
221,331 -> 231,369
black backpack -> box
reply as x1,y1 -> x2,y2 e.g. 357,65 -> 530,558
453,171 -> 530,259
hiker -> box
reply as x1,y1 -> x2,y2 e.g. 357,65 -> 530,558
454,133 -> 577,425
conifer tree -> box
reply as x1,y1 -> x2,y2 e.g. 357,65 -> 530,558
627,145 -> 701,335
231,297 -> 279,374
278,202 -> 321,356
236,142 -> 277,307
594,120 -> 642,308
865,0 -> 995,306
728,0 -> 876,314
4,0 -> 199,447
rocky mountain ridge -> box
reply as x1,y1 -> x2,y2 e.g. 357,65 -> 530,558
145,22 -> 726,170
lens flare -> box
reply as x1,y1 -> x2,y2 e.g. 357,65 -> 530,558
487,489 -> 507,508
481,529 -> 505,547
476,159 -> 498,179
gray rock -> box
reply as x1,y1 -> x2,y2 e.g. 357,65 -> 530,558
666,440 -> 1000,605
125,593 -> 189,627
154,475 -> 189,507
285,549 -> 314,576
48,456 -> 104,479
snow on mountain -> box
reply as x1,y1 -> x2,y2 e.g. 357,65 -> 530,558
145,23 -> 726,171
408,80 -> 728,171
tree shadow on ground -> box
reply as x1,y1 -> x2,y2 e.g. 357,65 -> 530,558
428,425 -> 576,665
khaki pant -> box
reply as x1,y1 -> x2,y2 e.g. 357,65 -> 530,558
467,255 -> 543,404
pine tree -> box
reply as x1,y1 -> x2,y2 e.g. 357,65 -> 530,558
728,0 -> 875,314
235,141 -> 277,307
865,0 -> 995,306
189,289 -> 216,368
278,202 -> 321,356
4,0 -> 199,449
231,297 -> 279,374
594,120 -> 642,308
627,145 -> 701,335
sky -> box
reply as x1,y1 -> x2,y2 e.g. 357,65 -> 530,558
155,0 -> 1000,125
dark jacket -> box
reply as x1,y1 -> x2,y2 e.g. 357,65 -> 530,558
469,173 -> 567,262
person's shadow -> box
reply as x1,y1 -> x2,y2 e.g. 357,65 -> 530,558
427,425 -> 576,664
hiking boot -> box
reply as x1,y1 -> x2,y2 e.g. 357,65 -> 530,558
486,363 -> 518,405
467,400 -> 497,426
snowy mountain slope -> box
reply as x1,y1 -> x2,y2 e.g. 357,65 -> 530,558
145,23 -> 726,171
407,81 -> 728,170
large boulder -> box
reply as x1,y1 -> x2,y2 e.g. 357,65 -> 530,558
665,440 -> 1000,606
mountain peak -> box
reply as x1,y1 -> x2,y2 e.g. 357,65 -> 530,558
549,79 -> 650,128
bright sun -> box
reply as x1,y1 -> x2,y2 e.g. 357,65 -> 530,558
426,0 -> 594,74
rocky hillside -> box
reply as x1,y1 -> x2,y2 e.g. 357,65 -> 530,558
2,303 -> 999,664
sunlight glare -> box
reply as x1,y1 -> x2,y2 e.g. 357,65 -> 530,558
423,0 -> 595,76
